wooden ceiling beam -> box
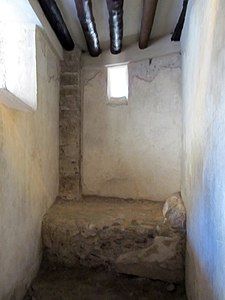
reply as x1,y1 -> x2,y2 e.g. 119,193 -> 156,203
139,0 -> 158,50
171,0 -> 188,41
38,0 -> 74,51
106,0 -> 124,55
75,0 -> 101,57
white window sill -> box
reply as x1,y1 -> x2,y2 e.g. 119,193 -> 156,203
107,97 -> 128,106
0,88 -> 36,111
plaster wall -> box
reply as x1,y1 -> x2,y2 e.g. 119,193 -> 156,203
82,53 -> 182,201
0,28 -> 60,299
181,0 -> 225,299
0,24 -> 37,111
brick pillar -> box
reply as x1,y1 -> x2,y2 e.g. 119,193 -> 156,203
59,48 -> 81,200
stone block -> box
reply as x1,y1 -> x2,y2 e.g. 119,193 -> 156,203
60,95 -> 78,111
59,157 -> 79,177
116,235 -> 184,282
59,128 -> 80,147
61,61 -> 80,73
163,193 -> 186,229
59,110 -> 80,147
59,176 -> 80,200
61,73 -> 79,86
60,86 -> 79,97
61,49 -> 81,73
60,144 -> 80,160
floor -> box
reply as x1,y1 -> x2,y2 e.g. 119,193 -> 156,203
24,266 -> 187,300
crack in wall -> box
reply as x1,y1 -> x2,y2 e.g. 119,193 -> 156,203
84,71 -> 102,86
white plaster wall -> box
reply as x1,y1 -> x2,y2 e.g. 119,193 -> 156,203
0,24 -> 37,111
181,0 -> 225,299
82,53 -> 182,201
0,0 -> 63,59
0,28 -> 60,299
82,35 -> 181,68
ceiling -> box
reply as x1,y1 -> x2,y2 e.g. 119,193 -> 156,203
56,0 -> 183,51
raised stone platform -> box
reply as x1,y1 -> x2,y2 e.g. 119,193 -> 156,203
42,194 -> 186,283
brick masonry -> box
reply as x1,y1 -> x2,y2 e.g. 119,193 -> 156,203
59,48 -> 81,200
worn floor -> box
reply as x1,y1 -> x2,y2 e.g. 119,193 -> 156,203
25,266 -> 186,300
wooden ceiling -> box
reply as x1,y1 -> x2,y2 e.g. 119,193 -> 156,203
38,0 -> 188,56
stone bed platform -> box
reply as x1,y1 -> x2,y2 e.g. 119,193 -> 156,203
42,194 -> 186,283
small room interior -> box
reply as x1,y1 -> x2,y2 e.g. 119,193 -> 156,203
0,0 -> 224,299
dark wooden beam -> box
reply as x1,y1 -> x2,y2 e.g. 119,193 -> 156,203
75,0 -> 101,57
106,0 -> 124,55
171,0 -> 188,41
37,0 -> 74,51
139,0 -> 158,49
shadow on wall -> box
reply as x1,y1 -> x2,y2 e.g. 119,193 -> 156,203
182,0 -> 225,299
0,28 -> 59,299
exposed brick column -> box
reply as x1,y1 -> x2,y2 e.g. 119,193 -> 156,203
59,48 -> 81,200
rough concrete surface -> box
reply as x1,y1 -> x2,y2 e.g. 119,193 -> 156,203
0,28 -> 60,299
181,0 -> 225,299
24,266 -> 187,300
82,53 -> 182,201
42,195 -> 185,283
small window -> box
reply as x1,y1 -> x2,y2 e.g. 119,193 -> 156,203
107,64 -> 128,105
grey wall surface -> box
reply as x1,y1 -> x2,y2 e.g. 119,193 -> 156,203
82,53 -> 182,201
181,0 -> 225,299
0,29 -> 60,299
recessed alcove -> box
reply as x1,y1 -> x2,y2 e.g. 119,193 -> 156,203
0,23 -> 37,111
1,0 -> 225,299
